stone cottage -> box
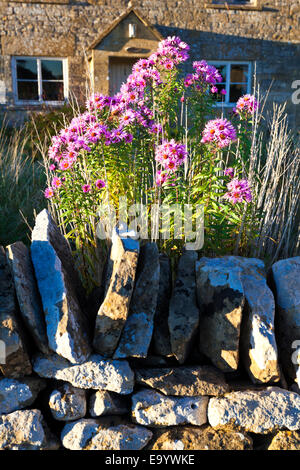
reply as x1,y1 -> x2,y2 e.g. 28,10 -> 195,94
0,0 -> 299,127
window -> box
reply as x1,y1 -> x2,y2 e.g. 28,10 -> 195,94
208,61 -> 252,106
12,57 -> 68,104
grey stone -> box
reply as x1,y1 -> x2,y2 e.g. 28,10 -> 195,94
148,425 -> 253,450
168,250 -> 199,363
61,418 -> 152,450
226,256 -> 280,384
0,377 -> 46,414
208,387 -> 300,434
0,246 -> 32,378
152,254 -> 172,357
49,383 -> 87,421
31,209 -> 91,364
89,390 -> 129,417
33,352 -> 134,394
114,242 -> 160,359
93,225 -> 139,357
6,241 -> 49,354
132,389 -> 208,427
135,365 -> 229,396
271,257 -> 300,384
0,409 -> 60,450
196,257 -> 244,372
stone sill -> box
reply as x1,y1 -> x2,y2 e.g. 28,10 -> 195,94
204,4 -> 263,11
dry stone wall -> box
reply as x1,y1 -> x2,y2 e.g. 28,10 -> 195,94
0,209 -> 299,450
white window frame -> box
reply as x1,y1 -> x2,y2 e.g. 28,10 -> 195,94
208,61 -> 252,107
12,56 -> 68,106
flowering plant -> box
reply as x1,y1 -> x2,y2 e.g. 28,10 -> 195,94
44,36 -> 258,290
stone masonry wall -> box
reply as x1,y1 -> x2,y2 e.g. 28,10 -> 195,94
0,0 -> 299,127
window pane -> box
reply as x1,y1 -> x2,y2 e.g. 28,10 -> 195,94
41,60 -> 63,80
230,84 -> 248,103
16,59 -> 37,80
231,65 -> 249,83
17,81 -> 39,101
42,82 -> 64,101
212,83 -> 227,102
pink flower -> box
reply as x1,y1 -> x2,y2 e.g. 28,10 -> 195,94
224,168 -> 234,178
49,164 -> 56,171
201,118 -> 237,148
156,170 -> 169,186
51,176 -> 62,188
95,179 -> 106,189
155,139 -> 188,172
236,94 -> 258,115
220,89 -> 227,95
211,86 -> 218,93
44,187 -> 54,199
224,178 -> 252,204
82,184 -> 91,193
59,159 -> 73,171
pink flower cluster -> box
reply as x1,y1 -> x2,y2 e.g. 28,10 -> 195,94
201,118 -> 237,148
155,139 -> 187,174
235,94 -> 258,115
184,60 -> 222,90
224,178 -> 252,204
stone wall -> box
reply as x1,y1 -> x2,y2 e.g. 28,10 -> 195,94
0,0 -> 299,127
0,209 -> 300,450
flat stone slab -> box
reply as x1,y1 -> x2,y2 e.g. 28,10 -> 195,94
61,419 -> 152,450
6,242 -> 49,354
132,389 -> 208,427
152,254 -> 172,357
89,390 -> 129,417
271,257 -> 300,383
33,352 -> 134,394
0,246 -> 32,378
49,383 -> 86,421
168,250 -> 199,363
208,387 -> 300,434
0,377 -> 46,415
225,256 -> 280,384
148,425 -> 253,450
135,365 -> 229,396
0,409 -> 60,450
114,242 -> 160,358
93,225 -> 139,357
31,209 -> 91,364
196,257 -> 244,372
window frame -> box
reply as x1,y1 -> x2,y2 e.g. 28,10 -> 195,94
12,56 -> 68,106
207,61 -> 252,107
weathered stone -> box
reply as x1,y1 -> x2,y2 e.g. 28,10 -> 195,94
152,254 -> 172,357
33,353 -> 134,394
196,257 -> 244,372
31,209 -> 91,364
93,225 -> 139,357
268,430 -> 300,450
208,387 -> 300,434
0,409 -> 60,450
89,390 -> 129,417
114,242 -> 160,359
168,250 -> 199,364
135,365 -> 229,396
0,246 -> 32,378
132,389 -> 208,427
147,425 -> 253,450
61,419 -> 152,450
6,241 -> 49,354
49,383 -> 86,421
226,256 -> 280,384
0,377 -> 46,415
271,257 -> 300,383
